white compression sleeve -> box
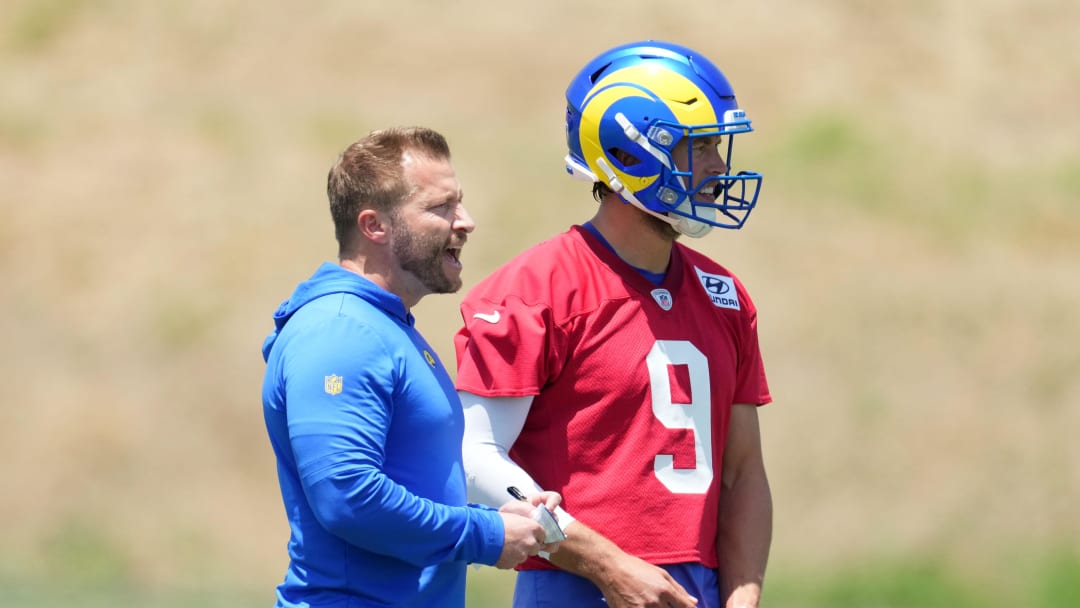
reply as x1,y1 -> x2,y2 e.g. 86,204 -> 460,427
459,391 -> 576,529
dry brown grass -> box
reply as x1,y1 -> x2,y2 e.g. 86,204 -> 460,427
2,0 -> 1077,593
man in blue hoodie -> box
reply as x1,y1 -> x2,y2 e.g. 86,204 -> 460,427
261,126 -> 561,608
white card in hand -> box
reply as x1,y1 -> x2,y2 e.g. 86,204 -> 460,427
531,505 -> 566,543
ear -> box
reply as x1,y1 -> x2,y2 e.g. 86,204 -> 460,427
357,209 -> 390,244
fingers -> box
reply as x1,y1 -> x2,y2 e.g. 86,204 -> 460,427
531,490 -> 562,512
539,541 -> 561,555
666,591 -> 698,607
498,500 -> 534,516
663,573 -> 697,607
496,512 -> 556,569
661,579 -> 698,607
545,494 -> 561,512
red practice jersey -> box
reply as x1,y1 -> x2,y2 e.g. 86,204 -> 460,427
454,225 -> 771,569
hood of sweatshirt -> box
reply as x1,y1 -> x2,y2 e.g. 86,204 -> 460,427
261,262 -> 412,361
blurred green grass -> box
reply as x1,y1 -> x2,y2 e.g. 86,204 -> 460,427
4,548 -> 1079,607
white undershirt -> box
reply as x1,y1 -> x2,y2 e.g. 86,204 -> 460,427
459,391 -> 576,530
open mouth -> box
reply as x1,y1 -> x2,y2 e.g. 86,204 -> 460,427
709,179 -> 733,201
445,247 -> 462,268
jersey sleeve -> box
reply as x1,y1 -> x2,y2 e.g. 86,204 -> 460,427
454,288 -> 568,398
282,315 -> 505,567
731,279 -> 772,406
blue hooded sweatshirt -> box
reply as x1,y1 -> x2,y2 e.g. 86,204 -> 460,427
261,262 -> 505,608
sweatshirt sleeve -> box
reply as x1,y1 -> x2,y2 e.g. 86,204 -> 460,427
281,314 -> 505,567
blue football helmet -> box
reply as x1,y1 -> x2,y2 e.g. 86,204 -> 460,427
565,40 -> 762,235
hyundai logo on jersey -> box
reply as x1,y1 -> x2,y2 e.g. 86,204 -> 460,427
701,276 -> 730,296
694,267 -> 740,310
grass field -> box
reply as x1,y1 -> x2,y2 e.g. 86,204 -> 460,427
2,0 -> 1078,606
5,549 -> 1080,607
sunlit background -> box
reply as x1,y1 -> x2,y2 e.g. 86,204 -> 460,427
2,1 -> 1078,606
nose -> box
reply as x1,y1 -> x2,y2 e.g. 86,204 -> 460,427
705,145 -> 728,175
454,203 -> 476,233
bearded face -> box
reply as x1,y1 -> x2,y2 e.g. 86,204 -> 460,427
390,211 -> 462,295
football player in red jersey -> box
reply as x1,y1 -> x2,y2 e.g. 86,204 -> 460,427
456,41 -> 773,608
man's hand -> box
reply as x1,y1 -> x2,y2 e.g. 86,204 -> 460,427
725,583 -> 760,608
493,492 -> 564,569
515,489 -> 562,514
593,552 -> 698,608
545,520 -> 698,608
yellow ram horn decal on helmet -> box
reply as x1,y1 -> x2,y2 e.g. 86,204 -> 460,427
593,66 -> 720,128
578,84 -> 659,193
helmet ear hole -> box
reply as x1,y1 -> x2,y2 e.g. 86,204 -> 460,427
610,148 -> 640,168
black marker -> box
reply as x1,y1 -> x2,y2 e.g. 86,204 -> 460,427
507,486 -> 528,502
